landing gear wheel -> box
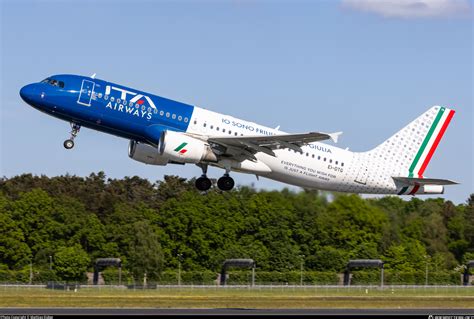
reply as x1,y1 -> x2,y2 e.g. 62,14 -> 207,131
63,139 -> 74,149
195,176 -> 212,191
63,122 -> 81,150
217,175 -> 234,191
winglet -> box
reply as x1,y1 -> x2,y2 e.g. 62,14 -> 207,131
91,73 -> 97,79
275,125 -> 280,130
328,132 -> 343,143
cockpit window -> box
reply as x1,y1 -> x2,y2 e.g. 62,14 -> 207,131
41,78 -> 64,88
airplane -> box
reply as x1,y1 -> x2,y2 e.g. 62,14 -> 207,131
19,74 -> 458,195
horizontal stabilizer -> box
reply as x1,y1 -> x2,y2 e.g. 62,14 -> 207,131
392,176 -> 459,186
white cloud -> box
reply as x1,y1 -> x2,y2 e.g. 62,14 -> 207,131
341,0 -> 472,19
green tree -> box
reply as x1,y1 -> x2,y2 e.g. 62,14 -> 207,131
383,239 -> 427,271
0,173 -> 470,276
53,244 -> 90,282
11,189 -> 56,259
316,194 -> 389,253
126,221 -> 164,281
465,194 -> 474,254
0,194 -> 31,269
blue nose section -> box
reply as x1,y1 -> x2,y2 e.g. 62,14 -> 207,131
20,84 -> 37,104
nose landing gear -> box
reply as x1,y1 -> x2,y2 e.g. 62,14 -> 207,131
63,123 -> 81,149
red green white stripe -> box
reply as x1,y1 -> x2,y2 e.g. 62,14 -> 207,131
174,142 -> 188,154
399,106 -> 455,195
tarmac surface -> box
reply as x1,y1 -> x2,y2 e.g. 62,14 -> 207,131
1,308 -> 473,315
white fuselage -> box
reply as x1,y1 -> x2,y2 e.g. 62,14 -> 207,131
187,106 -> 396,194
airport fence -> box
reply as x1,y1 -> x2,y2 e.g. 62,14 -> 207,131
1,283 -> 474,294
0,269 -> 470,286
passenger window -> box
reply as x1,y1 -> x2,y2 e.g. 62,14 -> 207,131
58,81 -> 65,88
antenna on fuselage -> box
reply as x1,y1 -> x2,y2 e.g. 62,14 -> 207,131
91,73 -> 96,79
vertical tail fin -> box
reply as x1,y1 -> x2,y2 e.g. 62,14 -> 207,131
365,105 -> 455,188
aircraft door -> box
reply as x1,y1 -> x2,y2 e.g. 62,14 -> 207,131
354,156 -> 369,185
77,79 -> 95,106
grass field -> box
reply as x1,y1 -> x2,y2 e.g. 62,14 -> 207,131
1,286 -> 473,309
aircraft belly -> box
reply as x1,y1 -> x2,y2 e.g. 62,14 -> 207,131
257,151 -> 341,190
258,150 -> 398,194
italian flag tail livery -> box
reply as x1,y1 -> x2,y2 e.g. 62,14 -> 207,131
397,106 -> 455,194
364,106 -> 455,195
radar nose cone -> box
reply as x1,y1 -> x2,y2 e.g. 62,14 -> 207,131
20,84 -> 36,103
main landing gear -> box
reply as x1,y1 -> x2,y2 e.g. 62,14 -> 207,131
63,122 -> 81,149
195,176 -> 212,192
217,174 -> 234,191
195,164 -> 212,192
195,164 -> 235,192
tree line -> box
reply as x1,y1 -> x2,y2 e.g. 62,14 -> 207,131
0,172 -> 472,283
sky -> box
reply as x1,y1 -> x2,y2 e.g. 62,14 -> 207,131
1,0 -> 472,204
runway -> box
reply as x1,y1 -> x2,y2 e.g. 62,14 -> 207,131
1,308 -> 473,315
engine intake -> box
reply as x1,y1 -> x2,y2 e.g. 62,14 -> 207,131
128,140 -> 168,165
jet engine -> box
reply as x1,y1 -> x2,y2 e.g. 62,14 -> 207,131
159,130 -> 217,163
128,140 -> 169,165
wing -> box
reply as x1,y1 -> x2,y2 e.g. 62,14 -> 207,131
392,177 -> 459,186
203,131 -> 342,161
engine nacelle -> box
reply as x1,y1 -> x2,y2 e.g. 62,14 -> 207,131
159,130 -> 217,163
128,140 -> 169,165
